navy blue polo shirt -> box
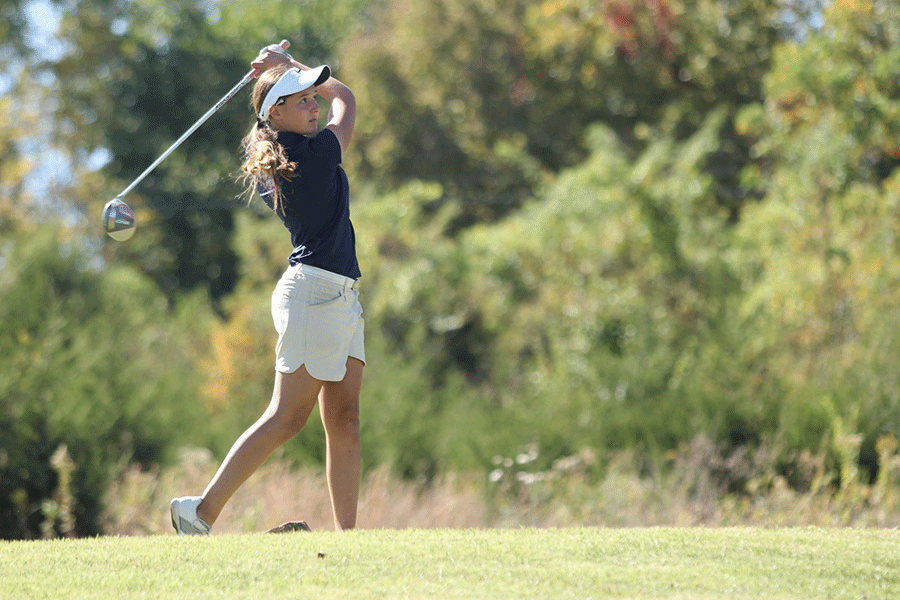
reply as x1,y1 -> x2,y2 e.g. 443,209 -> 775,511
261,128 -> 360,279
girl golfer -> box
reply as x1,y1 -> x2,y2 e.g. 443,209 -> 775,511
171,41 -> 363,533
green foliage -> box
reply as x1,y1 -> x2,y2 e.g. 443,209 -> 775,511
342,0 -> 547,229
4,0 -> 900,539
206,5 -> 900,482
341,0 -> 803,231
725,0 -> 900,479
0,226 -> 205,538
347,114 -> 743,470
0,93 -> 35,233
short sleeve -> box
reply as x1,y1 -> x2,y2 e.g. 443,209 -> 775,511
308,128 -> 343,164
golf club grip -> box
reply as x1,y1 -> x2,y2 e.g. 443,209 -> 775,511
115,70 -> 255,201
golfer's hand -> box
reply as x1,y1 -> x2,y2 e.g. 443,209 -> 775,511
250,40 -> 293,78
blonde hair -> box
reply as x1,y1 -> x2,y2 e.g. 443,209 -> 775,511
239,64 -> 298,213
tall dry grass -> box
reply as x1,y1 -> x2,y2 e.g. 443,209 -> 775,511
100,434 -> 900,535
102,447 -> 488,535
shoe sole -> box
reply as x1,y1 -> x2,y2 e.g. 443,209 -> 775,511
169,502 -> 179,533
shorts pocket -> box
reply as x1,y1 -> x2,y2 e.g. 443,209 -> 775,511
307,279 -> 344,307
305,294 -> 354,361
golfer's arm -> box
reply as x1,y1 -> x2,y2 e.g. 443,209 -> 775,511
322,81 -> 356,154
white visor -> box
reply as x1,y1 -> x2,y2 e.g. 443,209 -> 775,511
258,65 -> 331,121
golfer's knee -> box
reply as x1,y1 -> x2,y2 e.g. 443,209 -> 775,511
268,410 -> 310,442
325,405 -> 360,440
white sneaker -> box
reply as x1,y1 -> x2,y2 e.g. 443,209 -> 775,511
170,496 -> 212,535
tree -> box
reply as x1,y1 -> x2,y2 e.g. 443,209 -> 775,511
340,0 -> 816,229
341,0 -> 545,229
0,224 -> 207,538
727,0 -> 900,477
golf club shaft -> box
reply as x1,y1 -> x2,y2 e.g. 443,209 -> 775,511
113,70 -> 255,201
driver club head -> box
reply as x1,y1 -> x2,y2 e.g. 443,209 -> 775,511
102,198 -> 136,241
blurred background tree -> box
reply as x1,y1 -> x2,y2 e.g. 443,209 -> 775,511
6,0 -> 900,538
342,0 -> 816,229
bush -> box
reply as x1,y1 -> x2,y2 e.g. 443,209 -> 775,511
0,226 -> 205,538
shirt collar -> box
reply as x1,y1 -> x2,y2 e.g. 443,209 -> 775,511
276,130 -> 306,147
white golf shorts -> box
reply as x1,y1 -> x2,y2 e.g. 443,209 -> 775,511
271,263 -> 365,381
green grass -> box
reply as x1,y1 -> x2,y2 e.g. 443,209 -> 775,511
2,528 -> 899,599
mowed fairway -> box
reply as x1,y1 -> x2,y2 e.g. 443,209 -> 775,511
2,527 -> 899,599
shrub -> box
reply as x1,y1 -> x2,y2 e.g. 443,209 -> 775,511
0,226 -> 204,538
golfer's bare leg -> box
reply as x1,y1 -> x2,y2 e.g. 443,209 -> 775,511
197,366 -> 322,526
319,357 -> 363,531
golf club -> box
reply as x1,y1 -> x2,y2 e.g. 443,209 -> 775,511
103,41 -> 293,240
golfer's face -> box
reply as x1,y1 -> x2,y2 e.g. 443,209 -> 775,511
274,88 -> 320,135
